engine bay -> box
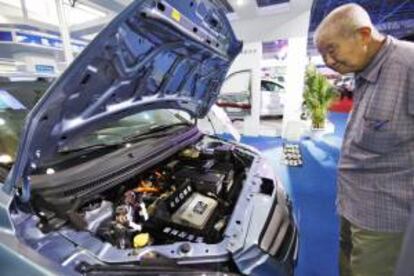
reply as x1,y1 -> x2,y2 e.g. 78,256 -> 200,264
33,138 -> 252,250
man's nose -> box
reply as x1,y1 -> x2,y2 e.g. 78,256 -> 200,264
324,54 -> 336,67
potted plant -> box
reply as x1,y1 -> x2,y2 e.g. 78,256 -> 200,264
303,64 -> 336,130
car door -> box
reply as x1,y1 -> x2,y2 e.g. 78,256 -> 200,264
217,70 -> 251,120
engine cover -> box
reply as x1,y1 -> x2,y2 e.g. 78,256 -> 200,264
171,193 -> 218,230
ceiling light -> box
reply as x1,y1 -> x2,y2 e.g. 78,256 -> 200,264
236,0 -> 245,6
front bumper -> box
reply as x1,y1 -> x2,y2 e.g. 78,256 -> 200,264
232,190 -> 298,276
258,195 -> 298,275
222,151 -> 298,276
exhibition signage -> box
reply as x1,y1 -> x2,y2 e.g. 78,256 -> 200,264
0,27 -> 86,53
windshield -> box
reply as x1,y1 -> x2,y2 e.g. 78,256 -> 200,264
0,80 -> 50,110
0,80 -> 50,166
62,109 -> 190,152
0,79 -> 191,166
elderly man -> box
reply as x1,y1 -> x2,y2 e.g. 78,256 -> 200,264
314,3 -> 414,276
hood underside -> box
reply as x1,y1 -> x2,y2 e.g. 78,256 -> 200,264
4,0 -> 242,197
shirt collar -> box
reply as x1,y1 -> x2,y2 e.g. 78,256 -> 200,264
356,35 -> 394,83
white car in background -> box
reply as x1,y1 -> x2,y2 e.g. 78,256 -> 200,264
217,70 -> 285,120
260,78 -> 285,117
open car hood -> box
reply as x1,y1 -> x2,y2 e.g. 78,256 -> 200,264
4,0 -> 242,198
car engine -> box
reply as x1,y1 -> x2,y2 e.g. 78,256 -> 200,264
32,138 -> 252,250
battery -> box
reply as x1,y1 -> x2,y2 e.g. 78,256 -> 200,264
173,167 -> 225,195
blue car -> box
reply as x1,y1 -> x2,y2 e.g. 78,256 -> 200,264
0,1 -> 297,275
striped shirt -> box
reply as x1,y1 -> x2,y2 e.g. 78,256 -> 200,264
338,36 -> 414,232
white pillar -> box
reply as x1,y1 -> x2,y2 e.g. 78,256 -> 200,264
241,42 -> 262,136
56,0 -> 74,66
281,36 -> 309,140
20,0 -> 28,23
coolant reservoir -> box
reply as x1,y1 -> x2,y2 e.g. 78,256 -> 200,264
133,233 -> 150,248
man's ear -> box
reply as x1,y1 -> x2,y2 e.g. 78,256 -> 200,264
356,27 -> 372,44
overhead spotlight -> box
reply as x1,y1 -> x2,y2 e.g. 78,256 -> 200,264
236,0 -> 245,6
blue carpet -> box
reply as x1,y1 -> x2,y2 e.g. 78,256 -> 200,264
240,135 -> 284,150
239,112 -> 349,276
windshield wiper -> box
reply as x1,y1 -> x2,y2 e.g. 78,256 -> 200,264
59,123 -> 191,154
59,142 -> 122,154
122,122 -> 192,143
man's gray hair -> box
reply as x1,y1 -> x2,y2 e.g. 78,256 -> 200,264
314,3 -> 374,44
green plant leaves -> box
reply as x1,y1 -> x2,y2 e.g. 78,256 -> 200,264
303,64 -> 336,128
